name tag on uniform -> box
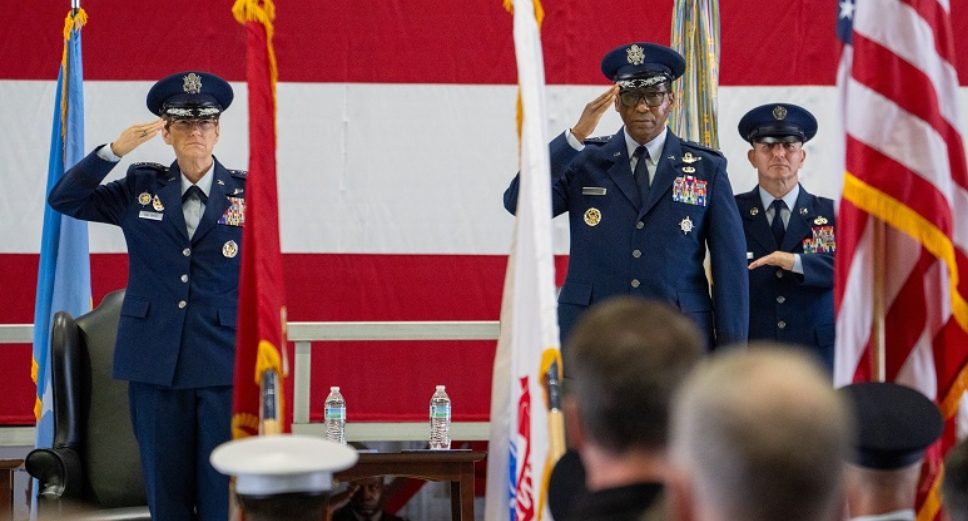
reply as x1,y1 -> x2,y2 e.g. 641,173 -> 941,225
582,187 -> 607,196
139,210 -> 163,221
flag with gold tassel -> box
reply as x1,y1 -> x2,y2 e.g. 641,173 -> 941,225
230,0 -> 288,438
485,1 -> 565,519
670,0 -> 721,148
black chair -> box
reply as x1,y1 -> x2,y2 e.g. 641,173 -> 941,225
25,290 -> 150,520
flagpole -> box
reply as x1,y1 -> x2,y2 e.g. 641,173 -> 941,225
871,218 -> 886,382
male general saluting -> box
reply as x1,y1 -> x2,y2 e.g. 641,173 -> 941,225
48,71 -> 245,521
504,43 -> 748,349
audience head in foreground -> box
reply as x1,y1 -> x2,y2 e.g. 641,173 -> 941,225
840,381 -> 942,520
210,434 -> 358,521
943,438 -> 968,521
561,296 -> 704,521
669,346 -> 852,521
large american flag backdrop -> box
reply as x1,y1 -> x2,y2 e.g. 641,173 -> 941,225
3,0 -> 968,425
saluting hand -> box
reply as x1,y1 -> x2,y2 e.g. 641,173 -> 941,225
748,251 -> 796,271
571,85 -> 618,143
110,119 -> 166,157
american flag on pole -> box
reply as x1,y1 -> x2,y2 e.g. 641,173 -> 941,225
834,0 -> 968,519
485,1 -> 565,519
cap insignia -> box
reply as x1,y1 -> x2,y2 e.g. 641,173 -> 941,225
183,73 -> 203,94
626,44 -> 645,66
772,105 -> 788,120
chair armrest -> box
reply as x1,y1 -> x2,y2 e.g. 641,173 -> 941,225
25,446 -> 84,501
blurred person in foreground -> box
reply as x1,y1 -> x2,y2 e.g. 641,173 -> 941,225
210,434 -> 358,521
559,296 -> 704,521
840,382 -> 943,521
943,438 -> 968,521
668,346 -> 852,521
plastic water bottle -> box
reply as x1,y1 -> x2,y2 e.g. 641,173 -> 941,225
429,385 -> 452,450
324,386 -> 346,444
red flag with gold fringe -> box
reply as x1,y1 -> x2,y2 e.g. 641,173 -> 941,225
230,0 -> 288,439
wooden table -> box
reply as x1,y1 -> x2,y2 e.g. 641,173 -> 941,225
0,459 -> 22,521
335,450 -> 485,521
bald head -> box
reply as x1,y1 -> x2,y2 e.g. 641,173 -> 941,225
670,346 -> 852,521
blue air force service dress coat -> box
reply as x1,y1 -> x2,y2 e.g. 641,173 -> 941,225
736,186 -> 836,370
505,129 -> 749,347
48,146 -> 246,388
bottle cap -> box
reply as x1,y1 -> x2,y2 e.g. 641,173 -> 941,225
436,385 -> 445,390
331,386 -> 340,392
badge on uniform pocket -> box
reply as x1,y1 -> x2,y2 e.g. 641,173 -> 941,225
218,197 -> 245,227
582,186 -> 607,196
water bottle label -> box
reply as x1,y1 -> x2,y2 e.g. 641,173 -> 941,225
431,404 -> 451,418
325,407 -> 346,420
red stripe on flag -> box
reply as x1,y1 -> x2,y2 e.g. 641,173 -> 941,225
833,199 -> 868,311
898,0 -> 956,66
0,0 -> 881,85
882,249 -> 933,380
850,32 -> 968,190
0,252 -> 571,424
844,137 -> 953,235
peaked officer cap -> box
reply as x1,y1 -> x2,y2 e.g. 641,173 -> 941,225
738,103 -> 818,144
840,382 -> 942,470
146,71 -> 234,118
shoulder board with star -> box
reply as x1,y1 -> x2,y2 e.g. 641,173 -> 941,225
584,135 -> 611,147
681,140 -> 725,158
229,169 -> 247,179
130,162 -> 170,174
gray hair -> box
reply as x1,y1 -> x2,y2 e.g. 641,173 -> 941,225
670,346 -> 852,521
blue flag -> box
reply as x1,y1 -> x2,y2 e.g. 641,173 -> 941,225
31,6 -> 91,492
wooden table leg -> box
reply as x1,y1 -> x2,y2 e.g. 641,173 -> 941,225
449,479 -> 461,520
0,460 -> 23,521
460,464 -> 474,521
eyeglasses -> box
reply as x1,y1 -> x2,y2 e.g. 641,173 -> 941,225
169,118 -> 218,132
619,89 -> 670,108
753,141 -> 803,153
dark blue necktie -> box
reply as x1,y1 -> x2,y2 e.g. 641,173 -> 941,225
633,145 -> 650,203
770,199 -> 787,246
182,185 -> 208,204
632,145 -> 650,187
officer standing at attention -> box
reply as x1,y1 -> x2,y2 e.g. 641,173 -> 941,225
734,104 -> 836,372
504,43 -> 748,348
48,71 -> 246,521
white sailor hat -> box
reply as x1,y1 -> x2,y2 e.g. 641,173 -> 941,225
210,434 -> 359,497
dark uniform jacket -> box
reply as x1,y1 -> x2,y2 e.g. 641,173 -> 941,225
564,482 -> 664,521
736,185 -> 835,370
331,508 -> 408,521
48,146 -> 246,388
505,129 -> 749,347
